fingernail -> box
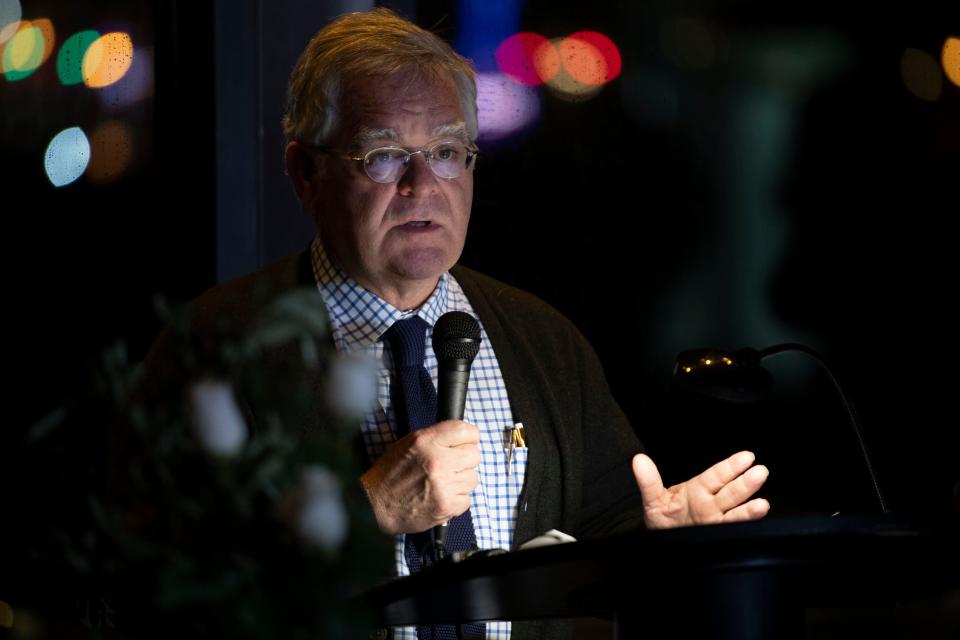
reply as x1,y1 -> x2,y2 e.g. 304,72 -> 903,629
749,466 -> 768,481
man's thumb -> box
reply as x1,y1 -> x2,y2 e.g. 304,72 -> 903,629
632,453 -> 665,507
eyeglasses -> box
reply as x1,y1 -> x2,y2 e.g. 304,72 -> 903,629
307,139 -> 478,184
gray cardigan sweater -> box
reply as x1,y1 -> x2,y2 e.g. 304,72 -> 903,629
144,249 -> 647,639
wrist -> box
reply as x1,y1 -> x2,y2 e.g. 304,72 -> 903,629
360,468 -> 399,535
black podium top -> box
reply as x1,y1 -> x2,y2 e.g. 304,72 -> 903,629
366,513 -> 960,627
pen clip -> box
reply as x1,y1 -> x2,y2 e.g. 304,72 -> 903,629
506,422 -> 525,475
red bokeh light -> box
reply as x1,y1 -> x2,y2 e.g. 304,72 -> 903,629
495,32 -> 560,86
561,31 -> 621,85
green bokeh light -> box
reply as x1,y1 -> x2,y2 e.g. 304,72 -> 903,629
56,29 -> 98,85
2,24 -> 42,81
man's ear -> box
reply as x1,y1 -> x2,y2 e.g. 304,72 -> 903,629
285,141 -> 322,212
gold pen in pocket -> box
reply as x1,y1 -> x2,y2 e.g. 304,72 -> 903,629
506,422 -> 526,475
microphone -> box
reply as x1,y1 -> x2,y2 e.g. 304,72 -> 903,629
431,311 -> 482,559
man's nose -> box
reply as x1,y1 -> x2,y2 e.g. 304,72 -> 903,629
396,151 -> 438,196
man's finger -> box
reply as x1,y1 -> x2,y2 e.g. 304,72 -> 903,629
695,451 -> 756,495
714,464 -> 769,512
719,497 -> 770,523
632,453 -> 665,507
431,420 -> 481,447
450,444 -> 481,473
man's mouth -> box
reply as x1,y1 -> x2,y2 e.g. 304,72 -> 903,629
402,221 -> 431,228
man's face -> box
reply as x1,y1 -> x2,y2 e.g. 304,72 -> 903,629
309,70 -> 474,304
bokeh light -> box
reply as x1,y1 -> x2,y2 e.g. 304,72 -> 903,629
98,46 -> 154,110
943,37 -> 960,88
900,47 -> 942,101
44,126 -> 91,187
558,34 -> 606,87
476,71 -> 540,141
495,32 -> 559,85
0,0 -> 21,45
1,18 -> 54,81
562,31 -> 621,84
57,29 -> 98,85
87,120 -> 134,183
495,30 -> 621,103
543,37 -> 603,102
82,31 -> 133,88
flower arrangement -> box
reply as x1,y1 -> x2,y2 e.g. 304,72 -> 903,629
2,288 -> 390,639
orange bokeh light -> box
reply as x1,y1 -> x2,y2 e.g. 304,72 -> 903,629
87,120 -> 134,183
943,37 -> 960,88
28,16 -> 53,61
563,31 -> 621,83
82,31 -> 133,88
558,35 -> 607,86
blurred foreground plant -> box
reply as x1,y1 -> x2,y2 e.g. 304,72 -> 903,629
4,288 -> 389,639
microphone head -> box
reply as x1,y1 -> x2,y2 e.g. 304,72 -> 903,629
432,311 -> 482,362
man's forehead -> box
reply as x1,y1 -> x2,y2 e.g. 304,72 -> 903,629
338,72 -> 466,146
346,73 -> 459,111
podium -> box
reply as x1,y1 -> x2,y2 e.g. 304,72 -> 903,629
365,514 -> 960,639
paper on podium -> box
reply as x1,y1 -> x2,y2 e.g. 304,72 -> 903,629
518,529 -> 577,550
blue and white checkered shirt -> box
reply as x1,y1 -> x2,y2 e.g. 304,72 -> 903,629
311,237 -> 525,639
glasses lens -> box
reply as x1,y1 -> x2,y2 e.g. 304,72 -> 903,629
428,141 -> 468,179
363,147 -> 408,183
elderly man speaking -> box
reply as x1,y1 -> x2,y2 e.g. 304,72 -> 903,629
152,8 -> 771,640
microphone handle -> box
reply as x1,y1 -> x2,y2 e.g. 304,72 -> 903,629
437,361 -> 471,422
434,359 -> 473,559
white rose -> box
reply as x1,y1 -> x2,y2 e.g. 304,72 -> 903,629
284,466 -> 349,552
327,353 -> 378,418
189,380 -> 247,456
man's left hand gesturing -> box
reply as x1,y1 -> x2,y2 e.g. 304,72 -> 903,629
633,450 -> 771,530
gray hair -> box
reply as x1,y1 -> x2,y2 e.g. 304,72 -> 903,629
282,8 -> 478,147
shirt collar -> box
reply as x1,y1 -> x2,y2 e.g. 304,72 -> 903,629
310,237 -> 450,351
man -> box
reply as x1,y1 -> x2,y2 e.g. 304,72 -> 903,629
152,8 -> 770,639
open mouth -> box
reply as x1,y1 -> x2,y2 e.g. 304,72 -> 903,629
402,221 -> 431,228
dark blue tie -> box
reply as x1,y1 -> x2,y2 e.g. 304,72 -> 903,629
384,316 -> 485,640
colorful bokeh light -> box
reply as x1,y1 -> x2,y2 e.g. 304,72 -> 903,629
87,120 -> 134,183
562,31 -> 621,84
495,32 -> 559,85
57,29 -> 98,85
558,35 -> 607,87
1,18 -> 54,81
543,38 -> 604,102
82,31 -> 133,88
476,71 -> 540,141
0,0 -> 21,45
98,46 -> 154,110
44,126 -> 90,187
943,37 -> 960,88
496,30 -> 621,102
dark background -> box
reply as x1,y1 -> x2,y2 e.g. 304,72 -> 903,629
3,0 -> 957,527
